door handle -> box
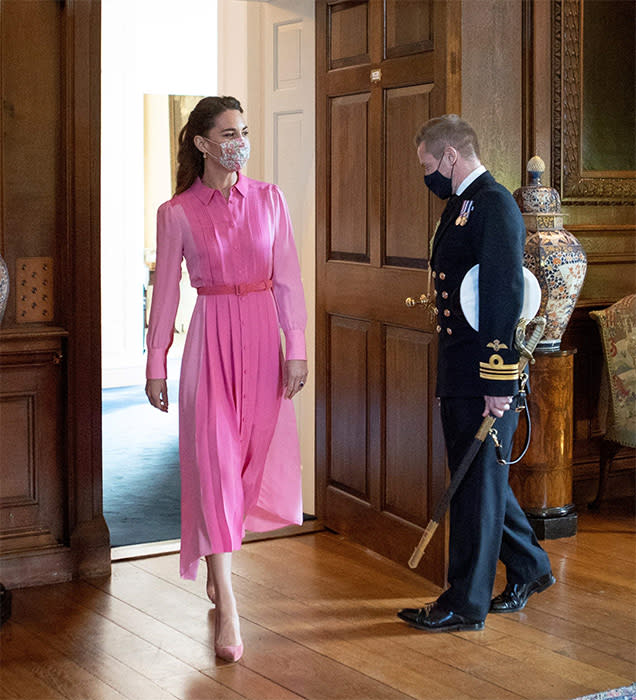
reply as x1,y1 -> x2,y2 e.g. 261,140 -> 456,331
405,293 -> 430,308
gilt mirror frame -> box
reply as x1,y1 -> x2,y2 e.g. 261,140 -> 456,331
551,0 -> 636,204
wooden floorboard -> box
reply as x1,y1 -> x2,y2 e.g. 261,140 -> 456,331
1,499 -> 634,700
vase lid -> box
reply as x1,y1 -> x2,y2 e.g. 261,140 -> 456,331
513,155 -> 561,214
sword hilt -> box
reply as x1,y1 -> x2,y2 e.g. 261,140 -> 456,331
475,414 -> 496,442
516,316 -> 546,372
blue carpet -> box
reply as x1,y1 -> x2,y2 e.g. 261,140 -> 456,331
102,381 -> 181,546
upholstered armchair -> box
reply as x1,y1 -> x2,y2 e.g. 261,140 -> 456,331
588,294 -> 636,509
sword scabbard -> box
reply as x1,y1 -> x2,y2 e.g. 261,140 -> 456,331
409,520 -> 439,568
406,316 -> 546,568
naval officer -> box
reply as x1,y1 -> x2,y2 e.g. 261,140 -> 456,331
398,114 -> 554,632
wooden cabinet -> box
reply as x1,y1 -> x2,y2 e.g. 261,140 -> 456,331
0,329 -> 72,585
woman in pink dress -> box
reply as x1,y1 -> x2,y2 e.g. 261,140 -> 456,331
145,96 -> 308,663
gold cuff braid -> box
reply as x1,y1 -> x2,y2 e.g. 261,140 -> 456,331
479,353 -> 520,381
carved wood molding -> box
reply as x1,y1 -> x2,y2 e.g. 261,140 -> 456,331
551,0 -> 636,204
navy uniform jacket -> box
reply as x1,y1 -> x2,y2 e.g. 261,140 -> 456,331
430,170 -> 525,398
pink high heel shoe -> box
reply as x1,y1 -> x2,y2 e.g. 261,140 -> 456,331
214,642 -> 243,663
214,608 -> 243,662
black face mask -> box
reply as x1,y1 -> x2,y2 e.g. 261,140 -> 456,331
424,155 -> 454,200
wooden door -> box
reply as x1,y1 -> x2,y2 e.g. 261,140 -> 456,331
315,0 -> 460,586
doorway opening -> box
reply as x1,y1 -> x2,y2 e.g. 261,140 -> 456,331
101,0 -> 317,556
100,0 -> 217,551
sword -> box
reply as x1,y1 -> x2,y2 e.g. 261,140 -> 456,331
408,316 -> 546,569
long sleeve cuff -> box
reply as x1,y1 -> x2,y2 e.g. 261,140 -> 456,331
284,329 -> 306,361
146,348 -> 168,379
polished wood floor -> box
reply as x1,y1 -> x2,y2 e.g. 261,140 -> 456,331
1,500 -> 635,700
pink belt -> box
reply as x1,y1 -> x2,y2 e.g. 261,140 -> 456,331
197,280 -> 273,296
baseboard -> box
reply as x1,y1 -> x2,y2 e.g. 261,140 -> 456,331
110,519 -> 325,563
111,539 -> 181,562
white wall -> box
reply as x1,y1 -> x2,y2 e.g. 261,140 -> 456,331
101,0 -> 218,386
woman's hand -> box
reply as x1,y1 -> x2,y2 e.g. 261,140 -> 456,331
483,395 -> 513,418
146,378 -> 169,412
283,359 -> 308,400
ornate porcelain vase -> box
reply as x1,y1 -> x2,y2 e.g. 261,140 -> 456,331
0,253 -> 8,325
513,156 -> 587,352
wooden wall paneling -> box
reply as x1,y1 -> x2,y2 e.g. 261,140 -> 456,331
0,0 -> 69,587
0,0 -> 108,588
460,0 -> 523,193
522,0 -> 635,504
573,225 -> 636,305
0,0 -> 64,328
62,0 -> 109,580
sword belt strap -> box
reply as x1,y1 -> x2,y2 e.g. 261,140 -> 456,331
489,395 -> 532,466
197,279 -> 272,296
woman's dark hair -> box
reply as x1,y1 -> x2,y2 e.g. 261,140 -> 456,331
174,96 -> 244,195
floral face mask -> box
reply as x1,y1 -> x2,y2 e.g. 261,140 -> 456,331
202,136 -> 250,171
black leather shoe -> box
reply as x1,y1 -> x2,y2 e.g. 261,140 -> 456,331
490,572 -> 556,613
397,602 -> 484,632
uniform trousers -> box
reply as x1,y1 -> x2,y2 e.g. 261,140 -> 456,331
436,396 -> 552,621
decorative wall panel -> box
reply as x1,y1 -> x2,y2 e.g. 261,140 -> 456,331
275,20 -> 302,89
0,394 -> 35,505
0,343 -> 64,548
274,111 -> 304,227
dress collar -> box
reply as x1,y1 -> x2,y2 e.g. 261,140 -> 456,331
190,173 -> 248,204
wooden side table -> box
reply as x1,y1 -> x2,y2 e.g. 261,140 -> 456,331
510,349 -> 578,538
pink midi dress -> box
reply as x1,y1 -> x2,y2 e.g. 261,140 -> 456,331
145,175 -> 307,580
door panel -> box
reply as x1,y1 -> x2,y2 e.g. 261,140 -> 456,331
329,94 -> 370,261
316,0 -> 460,587
329,2 -> 370,69
384,326 -> 432,523
386,0 -> 433,58
329,315 -> 370,498
385,84 -> 433,267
